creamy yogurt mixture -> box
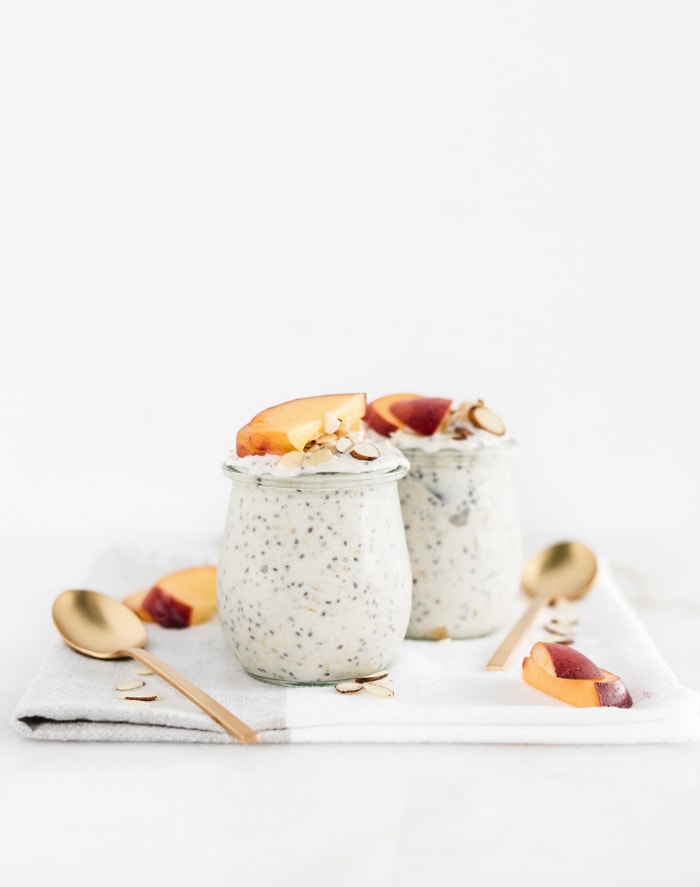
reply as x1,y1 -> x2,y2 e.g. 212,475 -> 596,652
386,411 -> 522,640
218,438 -> 412,685
390,426 -> 511,453
224,430 -> 408,477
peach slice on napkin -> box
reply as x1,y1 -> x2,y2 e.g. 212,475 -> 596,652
123,566 -> 217,629
522,641 -> 633,708
122,588 -> 154,622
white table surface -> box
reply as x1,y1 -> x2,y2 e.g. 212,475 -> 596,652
2,533 -> 699,887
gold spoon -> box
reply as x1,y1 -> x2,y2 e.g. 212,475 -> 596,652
485,541 -> 598,671
52,589 -> 260,743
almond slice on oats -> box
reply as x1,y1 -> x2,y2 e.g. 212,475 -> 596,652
362,682 -> 394,699
115,679 -> 145,692
335,436 -> 354,453
307,446 -> 333,466
454,402 -> 472,422
355,672 -> 389,683
323,412 -> 342,434
335,681 -> 364,694
350,441 -> 380,461
468,400 -> 505,436
277,449 -> 306,469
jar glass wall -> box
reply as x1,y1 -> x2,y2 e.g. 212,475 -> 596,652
397,441 -> 522,639
218,464 -> 413,685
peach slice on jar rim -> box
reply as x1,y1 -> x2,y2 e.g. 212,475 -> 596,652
389,396 -> 453,436
364,392 -> 423,437
246,392 -> 367,456
235,423 -> 255,457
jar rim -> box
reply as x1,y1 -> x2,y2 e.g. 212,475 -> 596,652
396,437 -> 517,459
221,461 -> 409,489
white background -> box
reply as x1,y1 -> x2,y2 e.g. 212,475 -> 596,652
2,2 -> 699,557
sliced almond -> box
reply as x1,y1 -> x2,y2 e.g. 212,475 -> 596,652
350,441 -> 380,461
453,402 -> 473,422
335,681 -> 364,694
541,635 -> 575,646
115,679 -> 145,692
316,433 -> 338,446
549,617 -> 579,628
355,671 -> 389,683
551,598 -> 576,613
123,694 -> 162,702
277,449 -> 306,469
135,665 -> 155,676
543,623 -> 574,637
468,400 -> 505,436
334,436 -> 354,453
323,412 -> 342,434
362,682 -> 394,699
307,446 -> 333,466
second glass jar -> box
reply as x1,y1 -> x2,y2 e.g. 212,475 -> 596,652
397,441 -> 522,639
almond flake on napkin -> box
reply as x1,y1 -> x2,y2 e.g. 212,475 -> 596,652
10,546 -> 700,744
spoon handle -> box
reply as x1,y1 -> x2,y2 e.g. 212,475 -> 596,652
122,647 -> 260,743
485,593 -> 549,671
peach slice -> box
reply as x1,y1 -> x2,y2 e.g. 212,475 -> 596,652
235,423 -> 255,457
134,565 -> 218,629
389,397 -> 453,436
522,657 -> 633,708
247,393 -> 367,455
530,641 -> 603,680
123,588 -> 154,622
522,643 -> 633,708
364,393 -> 422,437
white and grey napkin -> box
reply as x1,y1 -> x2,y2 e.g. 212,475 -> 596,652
11,546 -> 700,744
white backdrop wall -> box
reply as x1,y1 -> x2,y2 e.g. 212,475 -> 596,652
2,3 -> 699,558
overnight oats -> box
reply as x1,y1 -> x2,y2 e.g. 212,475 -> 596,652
365,394 -> 522,640
217,393 -> 413,685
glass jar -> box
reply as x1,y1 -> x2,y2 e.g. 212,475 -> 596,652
217,463 -> 412,685
397,441 -> 522,639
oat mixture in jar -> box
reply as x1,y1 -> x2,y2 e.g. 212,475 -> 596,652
367,396 -> 523,640
218,394 -> 413,685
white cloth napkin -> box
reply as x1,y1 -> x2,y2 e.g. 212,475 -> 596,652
11,545 -> 700,744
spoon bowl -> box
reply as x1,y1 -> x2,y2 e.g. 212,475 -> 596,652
485,541 -> 598,671
521,541 -> 598,602
53,589 -> 148,658
52,589 -> 260,743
